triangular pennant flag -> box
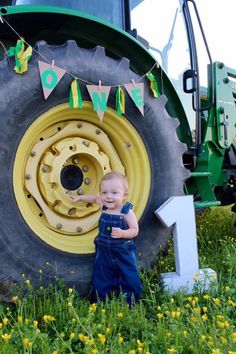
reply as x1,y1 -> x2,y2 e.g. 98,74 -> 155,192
69,79 -> 83,109
86,84 -> 111,122
116,86 -> 125,116
124,82 -> 144,116
38,61 -> 66,99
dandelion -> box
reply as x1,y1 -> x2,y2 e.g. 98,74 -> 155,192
212,349 -> 222,354
70,332 -> 75,340
101,309 -> 106,314
12,296 -> 18,303
201,314 -> 208,321
193,272 -> 200,281
106,327 -> 111,334
0,323 -> 2,329
232,332 -> 236,342
25,279 -> 30,286
91,350 -> 98,354
166,332 -> 172,337
167,349 -> 177,353
203,306 -> 208,313
89,303 -> 97,313
68,288 -> 73,294
182,330 -> 188,337
203,294 -> 210,300
79,333 -> 84,341
33,320 -> 38,328
157,313 -> 163,319
18,316 -> 23,323
213,298 -> 220,305
25,318 -> 29,325
23,338 -> 30,346
129,350 -> 136,354
2,317 -> 8,325
118,336 -> 124,344
220,337 -> 227,344
200,335 -> 206,341
97,333 -> 106,345
137,339 -> 143,348
68,302 -> 72,307
225,286 -> 230,292
117,312 -> 123,318
193,307 -> 201,314
2,333 -> 11,342
52,351 -> 58,354
228,351 -> 236,354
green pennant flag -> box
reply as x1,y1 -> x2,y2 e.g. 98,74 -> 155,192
116,86 -> 125,116
69,79 -> 83,109
146,72 -> 160,98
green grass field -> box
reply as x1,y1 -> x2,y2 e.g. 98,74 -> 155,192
0,207 -> 236,353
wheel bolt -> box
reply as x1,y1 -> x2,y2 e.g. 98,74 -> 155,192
82,165 -> 89,172
56,223 -> 62,229
25,174 -> 31,180
77,123 -> 82,128
96,129 -> 101,135
30,151 -> 36,157
76,226 -> 82,232
42,165 -> 50,173
84,178 -> 91,185
77,188 -> 84,195
82,140 -> 89,147
73,158 -> 79,164
68,208 -> 76,216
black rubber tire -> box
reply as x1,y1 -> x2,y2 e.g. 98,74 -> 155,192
0,41 -> 189,295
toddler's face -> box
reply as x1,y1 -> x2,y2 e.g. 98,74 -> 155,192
100,177 -> 127,211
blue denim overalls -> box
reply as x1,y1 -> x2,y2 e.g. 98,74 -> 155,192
93,202 -> 142,304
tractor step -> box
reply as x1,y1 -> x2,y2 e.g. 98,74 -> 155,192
194,201 -> 221,209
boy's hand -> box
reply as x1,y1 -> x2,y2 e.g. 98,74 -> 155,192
111,227 -> 123,238
67,192 -> 80,202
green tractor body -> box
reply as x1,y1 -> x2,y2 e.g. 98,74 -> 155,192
0,0 -> 235,294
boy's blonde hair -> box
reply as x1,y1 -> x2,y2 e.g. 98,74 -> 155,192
100,171 -> 128,193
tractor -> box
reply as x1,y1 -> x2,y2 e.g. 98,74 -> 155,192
0,0 -> 235,296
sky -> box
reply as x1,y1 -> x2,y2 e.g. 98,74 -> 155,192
131,0 -> 235,75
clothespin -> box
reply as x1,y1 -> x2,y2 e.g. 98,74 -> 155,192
51,59 -> 55,69
131,79 -> 136,87
0,16 -> 4,23
98,80 -> 102,90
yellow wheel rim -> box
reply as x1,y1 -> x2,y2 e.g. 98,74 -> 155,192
13,102 -> 151,254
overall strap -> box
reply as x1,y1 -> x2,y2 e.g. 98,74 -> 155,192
121,202 -> 133,214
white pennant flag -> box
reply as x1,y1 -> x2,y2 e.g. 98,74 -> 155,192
86,84 -> 111,122
38,61 -> 66,99
124,82 -> 144,116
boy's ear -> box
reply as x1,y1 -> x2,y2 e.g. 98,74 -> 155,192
124,191 -> 129,199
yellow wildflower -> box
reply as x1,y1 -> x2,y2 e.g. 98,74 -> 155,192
70,332 -> 75,340
25,318 -> 29,324
68,302 -> 72,307
212,349 -> 222,354
220,337 -> 227,344
89,303 -> 97,313
129,350 -> 136,354
52,351 -> 58,354
79,333 -> 84,341
228,351 -> 236,354
118,336 -> 124,344
182,330 -> 188,337
193,307 -> 200,314
101,309 -> 106,314
167,349 -> 177,353
18,316 -> 23,323
2,318 -> 8,325
0,323 -> 2,329
232,332 -> 236,343
157,313 -> 163,319
117,312 -> 124,318
97,333 -> 106,345
166,332 -> 172,337
203,306 -> 208,312
2,333 -> 11,342
137,339 -> 143,347
25,279 -> 30,286
200,335 -> 206,341
225,286 -> 230,292
23,338 -> 29,346
12,296 -> 18,303
213,298 -> 220,305
68,288 -> 73,293
91,350 -> 98,354
203,294 -> 210,300
138,349 -> 143,353
33,320 -> 38,328
201,314 -> 208,321
106,327 -> 111,334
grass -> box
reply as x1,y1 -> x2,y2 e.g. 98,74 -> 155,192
0,206 -> 236,353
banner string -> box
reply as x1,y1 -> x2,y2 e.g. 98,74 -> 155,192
0,15 -> 160,88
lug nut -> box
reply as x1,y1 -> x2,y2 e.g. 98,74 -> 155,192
77,188 -> 84,195
84,178 -> 91,185
73,158 -> 79,164
82,140 -> 89,147
42,165 -> 50,173
76,226 -> 83,232
96,129 -> 101,135
82,165 -> 89,172
56,223 -> 62,229
25,174 -> 31,180
30,151 -> 36,157
77,123 -> 82,128
68,208 -> 76,216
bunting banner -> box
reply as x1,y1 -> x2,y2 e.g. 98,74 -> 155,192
124,82 -> 144,116
8,39 -> 32,74
86,84 -> 111,122
69,79 -> 83,109
116,86 -> 125,116
38,61 -> 66,99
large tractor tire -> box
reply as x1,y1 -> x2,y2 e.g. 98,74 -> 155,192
0,41 -> 188,296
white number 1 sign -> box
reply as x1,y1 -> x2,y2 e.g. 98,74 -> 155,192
155,195 -> 217,293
